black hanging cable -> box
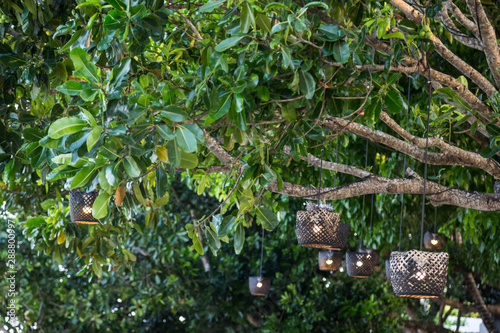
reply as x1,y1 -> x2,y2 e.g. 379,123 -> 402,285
360,140 -> 369,249
398,76 -> 412,252
259,227 -> 264,277
434,206 -> 437,233
332,136 -> 340,210
420,64 -> 432,251
317,137 -> 324,205
369,145 -> 376,241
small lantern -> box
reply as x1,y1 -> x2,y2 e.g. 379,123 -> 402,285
385,259 -> 392,282
318,251 -> 342,271
424,231 -> 445,250
330,223 -> 350,250
249,276 -> 271,296
69,190 -> 99,224
296,208 -> 341,249
346,249 -> 376,278
390,250 -> 449,298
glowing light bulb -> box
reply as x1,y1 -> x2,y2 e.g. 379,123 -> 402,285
313,225 -> 321,233
256,282 -> 263,288
83,206 -> 92,214
431,239 -> 438,246
326,259 -> 333,265
415,271 -> 426,280
356,261 -> 363,267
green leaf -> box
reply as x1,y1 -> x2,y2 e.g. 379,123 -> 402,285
70,47 -> 100,84
87,125 -> 102,151
318,24 -> 345,41
299,70 -> 316,100
256,206 -> 279,231
199,0 -> 226,13
56,81 -> 83,95
434,87 -> 471,111
205,226 -> 221,252
240,2 -> 254,34
234,223 -> 245,254
255,14 -> 271,33
215,36 -> 244,52
179,151 -> 198,169
385,91 -> 404,114
48,117 -> 87,139
383,31 -> 405,40
92,192 -> 111,219
0,54 -> 27,68
92,261 -> 103,278
167,139 -> 181,167
332,40 -> 350,64
217,216 -> 235,237
70,165 -> 97,189
304,1 -> 329,10
41,199 -> 57,210
108,57 -> 131,90
26,217 -> 45,228
160,106 -> 190,122
59,28 -> 84,52
124,156 -> 141,178
157,125 -> 175,140
486,124 -> 500,136
23,128 -> 44,142
175,126 -> 198,153
80,107 -> 97,128
281,103 -> 297,121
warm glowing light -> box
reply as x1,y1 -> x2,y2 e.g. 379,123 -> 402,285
431,239 -> 438,246
356,261 -> 363,267
415,271 -> 426,280
83,206 -> 92,214
313,225 -> 321,233
326,259 -> 333,265
256,282 -> 263,288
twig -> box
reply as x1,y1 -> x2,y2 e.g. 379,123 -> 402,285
176,10 -> 203,40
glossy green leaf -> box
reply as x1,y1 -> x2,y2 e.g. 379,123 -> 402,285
256,206 -> 279,231
157,125 -> 175,140
70,47 -> 100,84
215,36 -> 244,52
234,223 -> 245,254
199,0 -> 226,13
179,151 -> 198,169
56,81 -> 83,95
385,91 -> 404,114
332,40 -> 350,64
87,125 -> 102,151
240,2 -> 254,34
48,117 -> 87,139
160,106 -> 189,122
70,165 -> 96,189
92,192 -> 111,219
298,70 -> 316,100
175,126 -> 198,153
124,156 -> 141,178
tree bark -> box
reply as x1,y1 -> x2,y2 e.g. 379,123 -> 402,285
464,273 -> 499,333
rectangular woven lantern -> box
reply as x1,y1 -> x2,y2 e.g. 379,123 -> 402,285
69,190 -> 99,224
296,209 -> 341,249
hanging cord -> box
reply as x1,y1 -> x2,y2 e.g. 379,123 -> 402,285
259,227 -> 264,277
369,145 -> 377,242
317,137 -> 324,205
332,137 -> 340,210
398,76 -> 412,251
360,140 -> 369,249
420,63 -> 432,251
434,206 -> 437,233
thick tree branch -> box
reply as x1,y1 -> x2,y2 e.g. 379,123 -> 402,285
465,0 -> 500,88
389,0 -> 498,97
464,273 -> 499,333
439,3 -> 483,51
267,168 -> 500,211
446,1 -> 480,36
324,115 -> 500,179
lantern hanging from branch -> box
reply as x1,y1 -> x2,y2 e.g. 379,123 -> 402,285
69,190 -> 99,224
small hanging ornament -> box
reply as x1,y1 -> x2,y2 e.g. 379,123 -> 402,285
318,251 -> 342,271
250,228 -> 271,296
390,64 -> 449,298
69,190 -> 99,224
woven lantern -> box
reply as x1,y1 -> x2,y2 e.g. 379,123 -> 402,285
296,205 -> 341,249
385,259 -> 392,282
390,250 -> 449,298
424,231 -> 445,250
69,190 -> 99,224
318,251 -> 342,271
346,249 -> 376,278
249,276 -> 271,296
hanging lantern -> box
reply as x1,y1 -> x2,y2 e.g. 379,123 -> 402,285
423,231 -> 445,250
318,251 -> 342,271
346,249 -> 376,278
69,190 -> 99,224
249,276 -> 271,296
296,204 -> 341,249
385,259 -> 392,281
390,250 -> 449,298
330,223 -> 350,250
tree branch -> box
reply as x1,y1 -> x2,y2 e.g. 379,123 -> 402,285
434,297 -> 500,317
464,272 -> 499,333
267,168 -> 500,211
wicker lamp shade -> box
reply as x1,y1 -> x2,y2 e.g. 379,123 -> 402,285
346,249 -> 376,278
385,259 -> 392,281
318,251 -> 342,271
249,277 -> 271,296
330,223 -> 350,250
423,231 -> 445,250
390,250 -> 449,298
69,191 -> 99,224
296,209 -> 341,249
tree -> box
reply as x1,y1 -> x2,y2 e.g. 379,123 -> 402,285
1,0 -> 500,332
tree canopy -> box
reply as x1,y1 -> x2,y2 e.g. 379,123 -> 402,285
1,0 -> 500,332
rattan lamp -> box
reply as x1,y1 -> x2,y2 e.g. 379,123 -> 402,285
330,223 -> 350,250
390,66 -> 449,298
318,251 -> 342,271
249,276 -> 271,296
69,190 -> 99,224
346,249 -> 376,278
